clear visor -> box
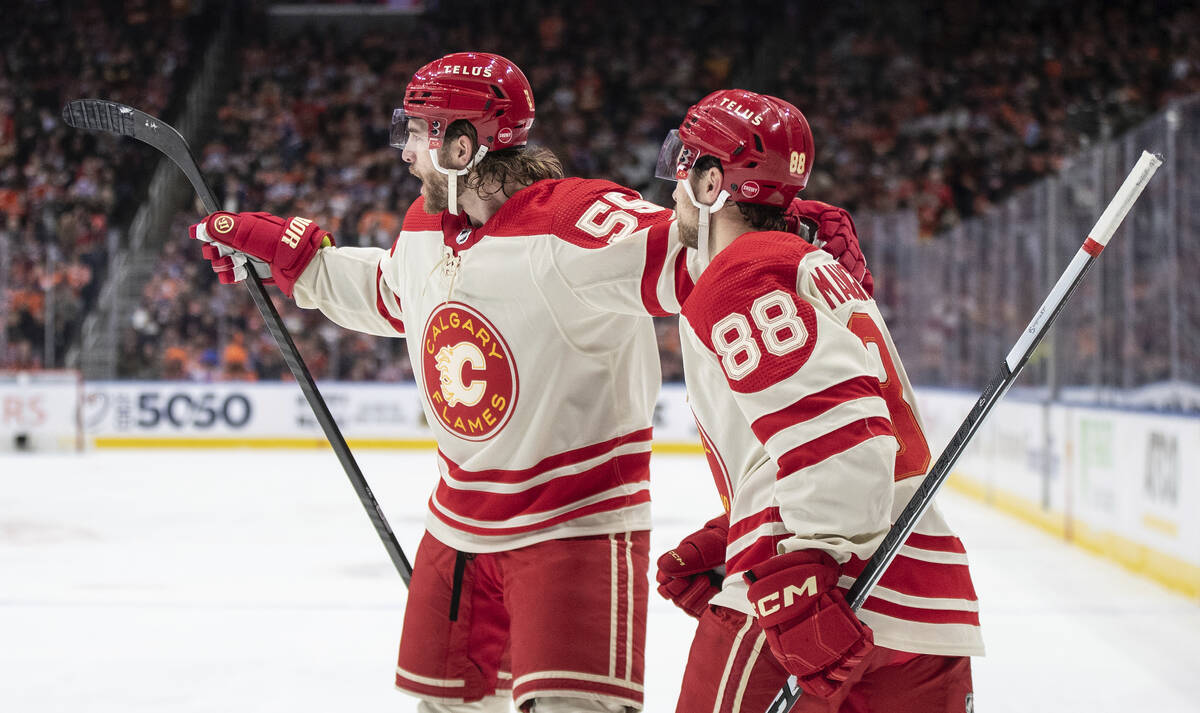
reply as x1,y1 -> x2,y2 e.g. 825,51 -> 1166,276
390,108 -> 435,149
654,130 -> 697,181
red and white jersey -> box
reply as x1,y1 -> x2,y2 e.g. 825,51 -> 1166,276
680,230 -> 984,657
293,178 -> 696,553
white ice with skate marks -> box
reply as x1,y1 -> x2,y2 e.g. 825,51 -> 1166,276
1,449 -> 1198,712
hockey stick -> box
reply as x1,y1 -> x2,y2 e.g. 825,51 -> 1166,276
765,150 -> 1162,713
62,99 -> 413,586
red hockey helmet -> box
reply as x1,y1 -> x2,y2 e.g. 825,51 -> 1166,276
391,51 -> 536,152
656,89 -> 814,207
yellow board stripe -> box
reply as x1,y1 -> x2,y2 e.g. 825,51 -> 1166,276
946,472 -> 1200,601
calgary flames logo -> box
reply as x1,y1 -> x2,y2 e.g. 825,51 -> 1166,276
421,303 -> 517,440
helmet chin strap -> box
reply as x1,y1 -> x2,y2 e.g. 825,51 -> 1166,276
681,178 -> 730,270
429,145 -> 489,215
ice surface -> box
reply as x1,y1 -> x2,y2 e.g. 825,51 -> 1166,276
2,449 -> 1198,712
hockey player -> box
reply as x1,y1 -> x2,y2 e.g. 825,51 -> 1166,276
186,51 -> 872,712
189,52 -> 691,713
653,89 -> 984,712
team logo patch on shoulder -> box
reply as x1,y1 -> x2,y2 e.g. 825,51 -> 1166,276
421,303 -> 517,441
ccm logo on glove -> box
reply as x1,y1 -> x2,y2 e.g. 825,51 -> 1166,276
753,575 -> 818,617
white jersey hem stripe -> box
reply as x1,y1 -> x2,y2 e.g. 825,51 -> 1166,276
894,544 -> 972,566
430,482 -> 650,529
439,441 -> 652,493
838,576 -> 980,611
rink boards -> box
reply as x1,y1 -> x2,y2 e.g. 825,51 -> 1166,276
78,381 -> 1200,599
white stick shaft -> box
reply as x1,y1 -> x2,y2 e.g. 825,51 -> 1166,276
1005,151 -> 1161,370
1090,150 -> 1163,246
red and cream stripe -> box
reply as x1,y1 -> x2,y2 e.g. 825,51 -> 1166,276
512,532 -> 643,709
374,264 -> 405,334
841,533 -> 980,628
394,665 -> 470,703
639,222 -> 692,316
749,376 -> 892,479
429,430 -> 653,537
710,612 -> 770,713
725,507 -> 788,575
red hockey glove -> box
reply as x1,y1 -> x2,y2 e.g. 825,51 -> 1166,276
190,211 -> 334,298
744,550 -> 874,699
786,199 -> 874,296
655,513 -> 729,618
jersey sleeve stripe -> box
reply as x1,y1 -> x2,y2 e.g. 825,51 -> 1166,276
750,375 -> 883,443
725,533 -> 788,575
761,396 -> 889,461
775,416 -> 894,477
374,265 -> 406,334
438,428 -> 653,485
639,223 -> 670,316
727,506 -> 783,542
727,520 -> 790,564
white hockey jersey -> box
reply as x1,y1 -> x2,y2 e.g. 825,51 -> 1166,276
292,178 -> 693,553
680,230 -> 984,657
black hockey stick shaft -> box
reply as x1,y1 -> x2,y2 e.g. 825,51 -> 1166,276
63,99 -> 413,585
766,150 -> 1162,712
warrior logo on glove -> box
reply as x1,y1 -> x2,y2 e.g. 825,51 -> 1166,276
421,303 -> 518,441
212,214 -> 235,235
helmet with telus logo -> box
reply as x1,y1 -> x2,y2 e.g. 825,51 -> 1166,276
656,88 -> 814,207
391,52 -> 536,152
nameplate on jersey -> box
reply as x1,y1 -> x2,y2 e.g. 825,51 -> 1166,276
811,262 -> 869,310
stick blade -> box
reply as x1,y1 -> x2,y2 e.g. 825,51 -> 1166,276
62,99 -> 136,137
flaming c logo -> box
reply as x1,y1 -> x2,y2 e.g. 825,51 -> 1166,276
421,303 -> 517,441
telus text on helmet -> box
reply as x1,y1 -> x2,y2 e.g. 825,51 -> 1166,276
441,65 -> 495,78
717,97 -> 764,126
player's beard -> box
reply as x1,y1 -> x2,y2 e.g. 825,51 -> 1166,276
411,164 -> 449,214
676,205 -> 699,249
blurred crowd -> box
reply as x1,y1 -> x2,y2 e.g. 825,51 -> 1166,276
6,0 -> 1200,385
1,0 -> 208,370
